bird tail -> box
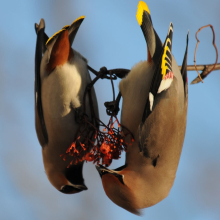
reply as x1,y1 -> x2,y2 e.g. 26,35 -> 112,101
136,1 -> 163,63
68,16 -> 85,46
45,16 -> 85,63
181,31 -> 189,98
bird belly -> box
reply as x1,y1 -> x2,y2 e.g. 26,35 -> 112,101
119,61 -> 154,140
41,63 -> 82,153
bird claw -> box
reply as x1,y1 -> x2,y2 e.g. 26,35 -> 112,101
99,66 -> 117,80
104,100 -> 120,116
99,67 -> 130,80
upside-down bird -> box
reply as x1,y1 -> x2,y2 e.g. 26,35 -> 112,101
96,1 -> 188,215
35,17 -> 99,194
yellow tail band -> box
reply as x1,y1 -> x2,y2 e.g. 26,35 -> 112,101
136,1 -> 150,26
70,15 -> 85,26
46,15 -> 85,45
46,26 -> 69,45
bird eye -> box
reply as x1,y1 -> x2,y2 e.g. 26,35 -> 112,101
60,185 -> 76,194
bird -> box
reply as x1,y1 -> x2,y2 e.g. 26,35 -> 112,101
35,17 -> 99,194
96,1 -> 188,215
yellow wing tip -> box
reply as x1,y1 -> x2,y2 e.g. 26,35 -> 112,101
136,1 -> 150,26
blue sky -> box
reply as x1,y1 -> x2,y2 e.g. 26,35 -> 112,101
0,0 -> 220,219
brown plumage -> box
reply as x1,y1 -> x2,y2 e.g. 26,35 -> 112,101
35,17 -> 99,194
96,1 -> 188,215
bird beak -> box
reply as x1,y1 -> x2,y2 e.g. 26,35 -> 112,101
71,183 -> 88,191
96,165 -> 125,185
68,16 -> 85,46
96,165 -> 107,178
60,183 -> 88,194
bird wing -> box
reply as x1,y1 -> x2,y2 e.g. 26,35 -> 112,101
35,19 -> 48,146
138,23 -> 173,153
34,22 -> 49,53
141,23 -> 173,123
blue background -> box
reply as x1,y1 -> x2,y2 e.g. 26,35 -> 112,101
0,0 -> 219,219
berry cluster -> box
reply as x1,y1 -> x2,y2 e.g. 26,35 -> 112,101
60,116 -> 134,167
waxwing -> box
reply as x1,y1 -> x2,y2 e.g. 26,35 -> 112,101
96,1 -> 188,214
35,17 -> 99,194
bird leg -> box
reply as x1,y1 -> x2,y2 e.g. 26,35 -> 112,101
85,66 -> 129,122
87,65 -> 130,80
61,66 -> 132,167
87,65 -> 126,117
104,92 -> 122,116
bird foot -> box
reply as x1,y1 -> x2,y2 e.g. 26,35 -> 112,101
104,100 -> 120,116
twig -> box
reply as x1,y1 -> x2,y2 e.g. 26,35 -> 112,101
61,66 -> 133,167
178,63 -> 220,71
109,71 -> 115,101
191,24 -> 219,84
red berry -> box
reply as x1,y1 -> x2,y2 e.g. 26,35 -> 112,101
100,143 -> 110,154
85,153 -> 95,162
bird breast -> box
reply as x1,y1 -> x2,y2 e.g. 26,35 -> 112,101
42,63 -> 82,115
119,60 -> 154,139
41,62 -> 83,144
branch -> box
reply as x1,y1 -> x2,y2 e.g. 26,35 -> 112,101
190,24 -> 218,84
178,63 -> 220,84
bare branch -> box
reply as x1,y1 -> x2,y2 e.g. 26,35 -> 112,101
178,63 -> 220,84
179,63 -> 220,71
190,24 -> 218,84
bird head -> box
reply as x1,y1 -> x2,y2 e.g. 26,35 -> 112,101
46,163 -> 88,194
96,165 -> 140,215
